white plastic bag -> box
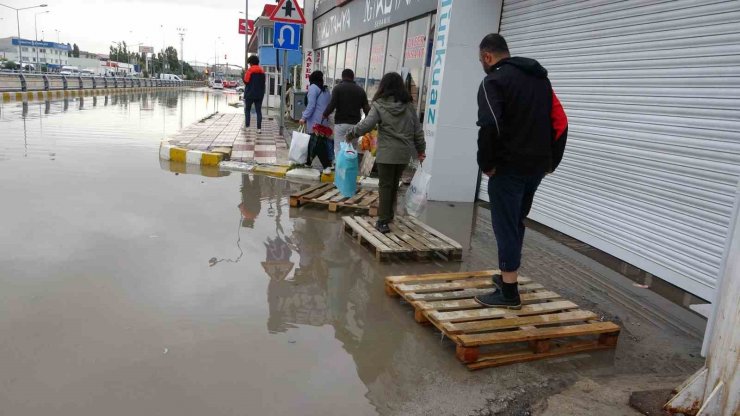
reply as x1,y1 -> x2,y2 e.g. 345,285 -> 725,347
289,126 -> 311,164
405,164 -> 431,217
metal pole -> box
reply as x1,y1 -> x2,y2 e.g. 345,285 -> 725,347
244,0 -> 249,69
34,14 -> 38,69
16,10 -> 22,67
279,49 -> 287,135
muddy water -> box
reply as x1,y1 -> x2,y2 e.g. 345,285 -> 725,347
0,91 -> 704,416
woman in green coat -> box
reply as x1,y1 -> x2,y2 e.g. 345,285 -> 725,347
347,72 -> 426,233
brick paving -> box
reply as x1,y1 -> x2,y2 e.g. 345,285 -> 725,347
168,112 -> 288,165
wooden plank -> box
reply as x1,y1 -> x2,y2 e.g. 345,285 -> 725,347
352,216 -> 405,252
397,217 -> 452,250
388,223 -> 432,252
405,283 -> 545,301
467,340 -> 614,370
395,276 -> 537,294
384,232 -> 415,251
442,310 -> 599,335
428,300 -> 580,323
343,216 -> 393,253
416,291 -> 562,311
386,270 -> 499,284
345,189 -> 370,205
317,188 -> 342,202
393,220 -> 447,251
359,193 -> 379,207
459,322 -> 621,347
406,216 -> 463,250
303,183 -> 334,200
330,192 -> 349,203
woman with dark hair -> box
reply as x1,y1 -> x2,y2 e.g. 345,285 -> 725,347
300,71 -> 333,171
347,72 -> 426,233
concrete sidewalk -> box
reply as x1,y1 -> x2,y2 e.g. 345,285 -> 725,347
167,113 -> 288,165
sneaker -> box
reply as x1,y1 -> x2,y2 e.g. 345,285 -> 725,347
257,129 -> 261,134
474,291 -> 522,309
375,221 -> 390,234
491,273 -> 503,290
322,167 -> 332,175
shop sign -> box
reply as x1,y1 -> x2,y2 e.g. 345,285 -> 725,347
313,0 -> 437,48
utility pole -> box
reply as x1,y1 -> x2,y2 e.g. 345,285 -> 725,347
177,27 -> 186,78
0,3 -> 48,69
34,10 -> 49,71
244,0 -> 249,69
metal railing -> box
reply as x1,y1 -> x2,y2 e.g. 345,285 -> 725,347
0,72 -> 204,92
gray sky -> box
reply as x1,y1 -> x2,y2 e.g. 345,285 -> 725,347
0,0 -> 280,67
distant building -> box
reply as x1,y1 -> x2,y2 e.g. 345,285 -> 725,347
0,37 -> 71,68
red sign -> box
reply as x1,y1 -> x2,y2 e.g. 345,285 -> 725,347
239,18 -> 255,35
269,0 -> 306,24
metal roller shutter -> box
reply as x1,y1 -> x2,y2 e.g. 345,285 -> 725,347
479,0 -> 740,300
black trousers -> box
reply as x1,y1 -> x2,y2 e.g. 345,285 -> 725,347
244,98 -> 262,129
377,163 -> 406,223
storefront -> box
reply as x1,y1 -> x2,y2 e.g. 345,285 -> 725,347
309,0 -> 438,118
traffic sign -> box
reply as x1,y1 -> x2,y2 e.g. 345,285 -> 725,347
238,18 -> 254,35
269,0 -> 306,24
273,22 -> 301,50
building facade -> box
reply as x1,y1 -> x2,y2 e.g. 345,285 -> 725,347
247,4 -> 303,77
302,0 -> 740,303
0,37 -> 71,68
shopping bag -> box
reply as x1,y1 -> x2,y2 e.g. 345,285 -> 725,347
334,142 -> 359,198
289,126 -> 311,165
405,164 -> 431,217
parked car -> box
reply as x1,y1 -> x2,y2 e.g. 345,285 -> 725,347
211,79 -> 224,90
223,80 -> 237,88
159,73 -> 182,81
60,66 -> 80,76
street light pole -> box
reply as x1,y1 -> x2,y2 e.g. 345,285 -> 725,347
177,27 -> 186,78
35,11 -> 49,70
0,3 -> 48,69
241,0 -> 249,69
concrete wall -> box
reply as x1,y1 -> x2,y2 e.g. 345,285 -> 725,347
422,0 -> 503,202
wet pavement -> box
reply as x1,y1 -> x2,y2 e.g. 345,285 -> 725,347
0,90 -> 706,415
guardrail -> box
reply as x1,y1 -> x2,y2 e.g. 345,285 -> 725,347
0,72 -> 204,92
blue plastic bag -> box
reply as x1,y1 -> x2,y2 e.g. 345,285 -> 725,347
334,142 -> 359,198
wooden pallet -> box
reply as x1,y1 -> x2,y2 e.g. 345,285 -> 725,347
385,270 -> 620,369
343,215 -> 463,261
290,183 -> 379,216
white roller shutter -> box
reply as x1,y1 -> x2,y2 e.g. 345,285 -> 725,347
480,0 -> 740,300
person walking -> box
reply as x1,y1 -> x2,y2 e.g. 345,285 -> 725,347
322,69 -> 370,162
347,72 -> 426,234
473,34 -> 568,309
300,71 -> 333,172
243,55 -> 266,133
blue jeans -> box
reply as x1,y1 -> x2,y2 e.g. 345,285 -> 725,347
244,98 -> 262,129
488,172 -> 545,272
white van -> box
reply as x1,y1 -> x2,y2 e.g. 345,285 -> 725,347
159,73 -> 182,81
60,66 -> 80,76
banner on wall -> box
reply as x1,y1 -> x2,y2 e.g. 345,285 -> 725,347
303,49 -> 314,90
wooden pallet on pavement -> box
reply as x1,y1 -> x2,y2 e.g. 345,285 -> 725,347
385,270 -> 620,369
343,215 -> 463,261
290,183 -> 379,216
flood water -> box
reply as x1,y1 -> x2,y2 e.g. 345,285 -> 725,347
0,90 -> 486,415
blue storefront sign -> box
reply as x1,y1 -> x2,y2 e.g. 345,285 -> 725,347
11,38 -> 71,51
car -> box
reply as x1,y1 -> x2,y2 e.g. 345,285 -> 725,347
211,79 -> 223,89
223,80 -> 238,88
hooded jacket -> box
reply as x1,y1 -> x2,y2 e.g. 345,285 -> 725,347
477,57 -> 568,175
351,97 -> 426,164
243,64 -> 266,101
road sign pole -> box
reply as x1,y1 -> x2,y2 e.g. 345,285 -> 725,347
244,0 -> 248,69
279,49 -> 287,135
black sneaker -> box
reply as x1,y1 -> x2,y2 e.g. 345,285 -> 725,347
474,291 -> 522,309
491,273 -> 503,290
375,221 -> 390,234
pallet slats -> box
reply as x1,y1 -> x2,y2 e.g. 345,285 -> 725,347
384,270 -> 620,370
343,216 -> 463,262
290,184 -> 378,215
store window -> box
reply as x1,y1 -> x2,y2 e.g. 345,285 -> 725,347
403,15 -> 430,110
344,38 -> 358,78
385,24 -> 405,74
320,48 -> 328,75
326,44 -> 337,88
355,35 -> 371,90
334,42 -> 346,86
367,29 -> 387,99
420,13 -> 436,120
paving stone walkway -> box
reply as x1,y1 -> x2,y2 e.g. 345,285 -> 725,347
168,112 -> 288,165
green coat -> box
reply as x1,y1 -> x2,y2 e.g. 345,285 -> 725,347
351,97 -> 426,164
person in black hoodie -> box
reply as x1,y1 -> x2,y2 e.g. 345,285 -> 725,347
474,33 -> 568,309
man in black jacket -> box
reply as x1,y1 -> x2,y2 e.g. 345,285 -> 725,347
474,34 -> 568,309
323,69 -> 370,161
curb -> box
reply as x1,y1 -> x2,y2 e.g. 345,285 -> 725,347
159,142 -> 223,166
0,86 -> 191,102
253,165 -> 290,178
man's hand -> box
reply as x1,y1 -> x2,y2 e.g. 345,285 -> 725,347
418,152 -> 426,162
484,168 -> 496,177
298,118 -> 306,125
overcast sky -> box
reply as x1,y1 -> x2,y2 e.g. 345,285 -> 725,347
0,0 -> 282,66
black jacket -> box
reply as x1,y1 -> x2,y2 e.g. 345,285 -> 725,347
323,80 -> 370,124
477,57 -> 564,175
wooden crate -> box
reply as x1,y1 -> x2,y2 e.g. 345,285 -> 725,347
290,183 -> 379,216
343,215 -> 463,262
385,270 -> 620,370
